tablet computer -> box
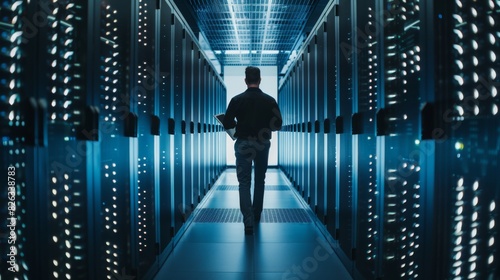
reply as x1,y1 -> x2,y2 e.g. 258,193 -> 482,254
214,113 -> 236,140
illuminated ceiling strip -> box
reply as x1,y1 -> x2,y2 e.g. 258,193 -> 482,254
227,0 -> 242,62
260,0 -> 273,65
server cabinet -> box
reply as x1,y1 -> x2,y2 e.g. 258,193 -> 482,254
134,0 -> 159,276
280,1 -> 499,279
37,2 -> 94,279
285,75 -> 292,182
377,1 -> 425,279
315,29 -> 327,222
199,60 -> 207,196
192,48 -> 202,205
337,0 -> 355,260
353,1 -> 381,278
183,35 -> 194,218
430,1 -> 500,279
206,69 -> 214,189
97,0 -> 134,278
307,41 -> 317,210
1,1 -> 37,278
325,9 -> 338,238
302,50 -> 311,204
1,1 -> 226,279
0,1 -> 101,278
294,66 -> 301,190
286,67 -> 292,184
172,16 -> 185,234
0,0 -> 140,278
277,82 -> 287,174
158,0 -> 173,259
298,59 -> 306,196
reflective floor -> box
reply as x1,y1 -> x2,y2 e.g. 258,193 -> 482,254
154,168 -> 352,280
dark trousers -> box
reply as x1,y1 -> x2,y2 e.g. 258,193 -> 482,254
234,138 -> 271,227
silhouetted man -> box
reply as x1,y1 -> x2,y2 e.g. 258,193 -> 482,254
223,66 -> 283,235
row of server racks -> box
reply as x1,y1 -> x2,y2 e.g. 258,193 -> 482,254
0,0 -> 227,279
279,0 -> 499,279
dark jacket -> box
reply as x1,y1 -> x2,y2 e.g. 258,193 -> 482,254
223,87 -> 282,140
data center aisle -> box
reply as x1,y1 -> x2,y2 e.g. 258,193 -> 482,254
153,168 -> 352,280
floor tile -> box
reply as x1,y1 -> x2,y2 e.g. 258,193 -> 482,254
162,242 -> 254,273
162,271 -> 254,280
178,223 -> 248,243
204,191 -> 240,208
253,223 -> 323,243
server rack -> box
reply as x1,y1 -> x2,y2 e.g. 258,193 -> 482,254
431,1 -> 500,279
325,8 -> 338,239
378,1 -> 424,279
278,0 -> 500,279
192,47 -> 201,206
158,0 -> 174,261
135,0 -> 158,275
0,0 -> 226,279
316,26 -> 327,223
353,1 -> 380,278
171,13 -> 185,237
98,1 -> 135,278
1,1 -> 46,278
336,0 -> 355,261
183,34 -> 194,219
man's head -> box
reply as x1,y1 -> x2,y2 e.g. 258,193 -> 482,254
245,66 -> 261,87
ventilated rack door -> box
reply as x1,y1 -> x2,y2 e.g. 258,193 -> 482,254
433,1 -> 500,279
192,47 -> 201,206
206,68 -> 213,189
172,16 -> 185,233
158,0 -> 173,256
293,66 -> 301,189
135,0 -> 158,275
277,78 -> 288,176
214,79 -> 224,178
198,59 -> 207,198
354,0 -> 381,278
0,0 -> 33,278
378,1 -> 425,278
308,40 -> 318,211
183,35 -> 194,219
302,49 -> 312,205
337,0 -> 355,259
316,26 -> 327,222
325,9 -> 338,238
298,58 -> 306,196
97,0 -> 133,277
40,1 -> 92,279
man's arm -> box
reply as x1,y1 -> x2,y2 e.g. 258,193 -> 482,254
270,102 -> 282,131
223,99 -> 237,129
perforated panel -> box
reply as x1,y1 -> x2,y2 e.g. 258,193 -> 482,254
194,208 -> 312,223
0,0 -> 29,277
381,1 -> 423,278
443,1 -> 500,279
44,2 -> 90,279
98,0 -> 131,278
217,185 -> 290,191
136,0 -> 157,274
354,2 -> 380,278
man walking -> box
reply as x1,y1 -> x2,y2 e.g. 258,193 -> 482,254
223,66 -> 283,235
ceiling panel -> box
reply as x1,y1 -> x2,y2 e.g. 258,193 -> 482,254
175,0 -> 326,71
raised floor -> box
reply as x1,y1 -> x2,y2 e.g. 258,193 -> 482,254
153,168 -> 352,280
